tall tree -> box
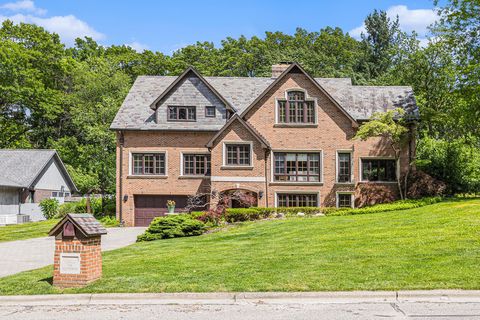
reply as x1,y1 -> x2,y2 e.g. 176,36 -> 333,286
360,10 -> 402,80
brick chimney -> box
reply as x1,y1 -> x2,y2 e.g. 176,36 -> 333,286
271,63 -> 292,78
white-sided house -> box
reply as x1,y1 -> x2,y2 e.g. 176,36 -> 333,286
0,150 -> 77,225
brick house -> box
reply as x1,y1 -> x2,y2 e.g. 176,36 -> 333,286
111,63 -> 417,227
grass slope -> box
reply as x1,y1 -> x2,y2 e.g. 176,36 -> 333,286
0,219 -> 59,243
0,199 -> 479,294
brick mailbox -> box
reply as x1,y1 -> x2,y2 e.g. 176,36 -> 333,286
49,213 -> 107,288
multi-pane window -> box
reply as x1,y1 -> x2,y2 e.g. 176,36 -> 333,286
274,152 -> 321,182
225,144 -> 251,166
277,193 -> 318,207
278,91 -> 315,124
337,152 -> 352,182
183,154 -> 211,175
337,193 -> 353,208
168,106 -> 196,121
361,159 -> 397,182
132,153 -> 166,175
205,106 -> 216,117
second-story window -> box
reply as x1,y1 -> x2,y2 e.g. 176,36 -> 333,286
183,154 -> 211,175
168,106 -> 196,121
225,144 -> 251,166
337,152 -> 352,182
132,153 -> 166,175
274,152 -> 321,182
278,91 -> 315,124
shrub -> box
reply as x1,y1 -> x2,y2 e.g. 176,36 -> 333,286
58,197 -> 116,218
224,208 -> 262,222
99,216 -> 120,227
39,198 -> 60,220
197,209 -> 223,226
407,170 -> 447,198
325,197 -> 442,216
137,214 -> 206,242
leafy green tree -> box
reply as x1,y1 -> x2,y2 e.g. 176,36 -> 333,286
354,109 -> 410,199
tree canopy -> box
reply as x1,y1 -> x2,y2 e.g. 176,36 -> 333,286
1,0 -> 479,201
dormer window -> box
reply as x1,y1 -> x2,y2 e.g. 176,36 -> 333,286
168,106 -> 196,121
277,91 -> 315,124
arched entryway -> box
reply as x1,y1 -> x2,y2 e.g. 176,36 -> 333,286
219,189 -> 258,208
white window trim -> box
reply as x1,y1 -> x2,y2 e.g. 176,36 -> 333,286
179,151 -> 210,177
222,141 -> 254,167
129,150 -> 168,177
274,191 -> 321,208
335,149 -> 354,183
270,150 -> 324,184
358,157 -> 399,183
336,191 -> 355,208
274,88 -> 318,125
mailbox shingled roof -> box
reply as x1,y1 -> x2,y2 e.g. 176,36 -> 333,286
49,213 -> 107,237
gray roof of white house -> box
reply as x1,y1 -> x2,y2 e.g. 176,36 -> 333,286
0,149 -> 77,191
110,75 -> 415,130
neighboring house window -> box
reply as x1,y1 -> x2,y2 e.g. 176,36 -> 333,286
183,154 -> 211,175
278,91 -> 315,124
225,144 -> 251,166
277,193 -> 318,207
52,191 -> 59,197
361,159 -> 396,182
205,106 -> 216,117
132,153 -> 166,175
168,106 -> 196,121
337,152 -> 352,183
274,152 -> 321,182
337,193 -> 353,208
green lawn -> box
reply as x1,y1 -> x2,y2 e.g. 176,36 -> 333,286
0,219 -> 59,243
0,198 -> 479,295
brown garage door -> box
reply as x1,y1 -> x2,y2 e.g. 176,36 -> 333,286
134,195 -> 189,227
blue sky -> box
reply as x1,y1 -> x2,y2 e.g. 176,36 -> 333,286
0,0 -> 439,53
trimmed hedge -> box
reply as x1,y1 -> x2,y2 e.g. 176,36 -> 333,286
324,197 -> 442,216
137,214 -> 206,242
221,197 -> 443,222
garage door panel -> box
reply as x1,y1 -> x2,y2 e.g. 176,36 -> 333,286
134,195 -> 189,227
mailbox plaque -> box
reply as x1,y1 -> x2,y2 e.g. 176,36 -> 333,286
60,253 -> 81,274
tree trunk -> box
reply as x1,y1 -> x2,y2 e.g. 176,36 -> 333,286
86,193 -> 91,214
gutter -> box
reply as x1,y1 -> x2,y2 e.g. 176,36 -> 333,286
118,131 -> 124,225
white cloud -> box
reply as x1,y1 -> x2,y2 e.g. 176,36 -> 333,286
126,41 -> 149,52
348,5 -> 439,45
0,7 -> 105,46
0,0 -> 46,15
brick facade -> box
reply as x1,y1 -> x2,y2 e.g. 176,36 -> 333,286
115,65 -> 412,226
53,236 -> 102,288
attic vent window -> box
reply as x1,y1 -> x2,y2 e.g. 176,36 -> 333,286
168,106 -> 196,121
278,91 -> 315,124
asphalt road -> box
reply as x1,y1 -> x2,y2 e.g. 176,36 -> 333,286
0,227 -> 146,277
1,292 -> 480,320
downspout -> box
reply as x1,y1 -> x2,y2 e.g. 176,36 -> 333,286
118,131 -> 124,225
264,149 -> 269,207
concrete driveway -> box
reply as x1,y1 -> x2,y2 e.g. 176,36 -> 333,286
0,227 -> 146,278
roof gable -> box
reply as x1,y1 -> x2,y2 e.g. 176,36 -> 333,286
206,114 -> 270,149
149,67 -> 234,112
240,63 -> 358,127
0,149 -> 77,191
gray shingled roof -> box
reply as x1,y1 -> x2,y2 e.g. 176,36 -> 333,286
0,149 -> 77,191
110,75 -> 415,130
49,213 -> 107,237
